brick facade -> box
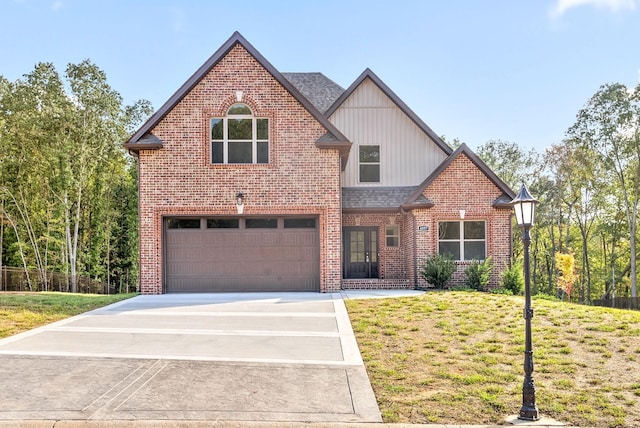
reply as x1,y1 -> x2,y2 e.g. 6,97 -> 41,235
137,44 -> 343,294
412,153 -> 512,288
128,33 -> 514,294
339,153 -> 513,290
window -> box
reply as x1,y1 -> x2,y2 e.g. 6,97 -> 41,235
245,218 -> 278,228
438,221 -> 486,260
385,225 -> 399,247
359,145 -> 380,182
207,218 -> 239,229
284,218 -> 316,228
167,219 -> 201,229
211,103 -> 269,164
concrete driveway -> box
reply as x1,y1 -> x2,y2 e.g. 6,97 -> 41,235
0,292 -> 385,424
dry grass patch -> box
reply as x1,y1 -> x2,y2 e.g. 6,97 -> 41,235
0,292 -> 136,338
346,291 -> 640,427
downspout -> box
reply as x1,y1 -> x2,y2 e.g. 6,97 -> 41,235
413,212 -> 418,288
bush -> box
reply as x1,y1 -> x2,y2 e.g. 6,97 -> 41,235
533,293 -> 560,302
420,254 -> 455,289
490,287 -> 513,295
465,257 -> 493,291
501,261 -> 524,295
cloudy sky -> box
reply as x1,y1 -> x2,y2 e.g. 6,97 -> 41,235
2,0 -> 639,152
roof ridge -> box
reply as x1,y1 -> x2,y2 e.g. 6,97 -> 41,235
125,32 -> 350,158
325,68 -> 452,155
404,143 -> 515,206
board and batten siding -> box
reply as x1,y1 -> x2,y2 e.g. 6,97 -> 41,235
330,79 -> 448,187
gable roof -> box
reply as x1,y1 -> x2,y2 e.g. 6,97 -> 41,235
282,72 -> 345,114
124,32 -> 351,166
404,143 -> 516,209
325,68 -> 453,156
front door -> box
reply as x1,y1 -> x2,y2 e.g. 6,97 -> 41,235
343,227 -> 379,279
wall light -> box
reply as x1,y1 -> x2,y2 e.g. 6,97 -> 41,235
236,192 -> 244,214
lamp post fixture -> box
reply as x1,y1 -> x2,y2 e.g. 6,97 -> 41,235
511,183 -> 540,421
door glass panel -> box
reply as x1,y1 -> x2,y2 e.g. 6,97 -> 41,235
167,219 -> 201,229
246,218 -> 278,228
370,230 -> 377,262
350,231 -> 365,262
207,218 -> 239,229
284,218 -> 316,228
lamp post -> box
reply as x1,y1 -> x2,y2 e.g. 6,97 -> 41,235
511,183 -> 540,421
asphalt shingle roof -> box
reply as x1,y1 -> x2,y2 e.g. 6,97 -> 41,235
342,186 -> 422,209
282,72 -> 345,114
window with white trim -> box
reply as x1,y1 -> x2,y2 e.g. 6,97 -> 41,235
211,103 -> 269,164
385,225 -> 399,247
438,221 -> 486,260
359,145 -> 380,182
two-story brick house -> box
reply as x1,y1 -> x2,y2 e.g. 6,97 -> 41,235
125,32 -> 515,294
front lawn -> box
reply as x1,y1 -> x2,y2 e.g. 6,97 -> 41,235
0,292 -> 136,339
346,291 -> 640,428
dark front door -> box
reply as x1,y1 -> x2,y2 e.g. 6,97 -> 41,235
343,227 -> 379,279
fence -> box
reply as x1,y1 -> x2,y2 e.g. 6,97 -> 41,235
592,297 -> 640,311
0,266 -> 118,294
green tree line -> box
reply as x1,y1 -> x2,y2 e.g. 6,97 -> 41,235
2,59 -> 638,302
475,82 -> 640,303
0,61 -> 152,292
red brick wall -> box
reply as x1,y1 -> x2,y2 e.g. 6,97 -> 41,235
413,153 -> 513,288
137,44 -> 342,294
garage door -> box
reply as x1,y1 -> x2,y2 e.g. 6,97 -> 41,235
164,217 -> 320,292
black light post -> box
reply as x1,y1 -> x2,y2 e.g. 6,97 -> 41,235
511,183 -> 540,421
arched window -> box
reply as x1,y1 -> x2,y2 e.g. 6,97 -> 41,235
211,103 -> 269,164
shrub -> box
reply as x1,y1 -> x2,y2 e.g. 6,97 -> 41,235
490,287 -> 513,295
533,293 -> 560,302
465,257 -> 493,291
420,254 -> 455,289
501,261 -> 524,295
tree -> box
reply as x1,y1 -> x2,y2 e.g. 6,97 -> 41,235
0,61 -> 151,292
555,252 -> 577,301
477,139 -> 540,191
567,83 -> 640,298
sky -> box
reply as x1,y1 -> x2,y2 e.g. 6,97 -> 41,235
2,0 -> 639,152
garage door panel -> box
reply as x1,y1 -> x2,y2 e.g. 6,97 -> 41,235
165,217 -> 319,292
166,275 -> 319,293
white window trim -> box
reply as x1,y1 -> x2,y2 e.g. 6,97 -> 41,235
438,220 -> 486,261
211,106 -> 269,164
385,224 -> 399,247
358,144 -> 381,183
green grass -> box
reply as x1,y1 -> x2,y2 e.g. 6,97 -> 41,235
0,292 -> 137,338
346,291 -> 640,428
